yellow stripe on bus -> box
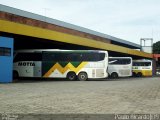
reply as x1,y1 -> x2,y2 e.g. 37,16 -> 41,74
43,62 -> 88,77
133,70 -> 152,76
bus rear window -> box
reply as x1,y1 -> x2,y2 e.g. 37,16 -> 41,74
133,62 -> 151,66
109,58 -> 131,65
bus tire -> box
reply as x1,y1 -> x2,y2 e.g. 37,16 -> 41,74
13,71 -> 19,79
67,72 -> 77,81
13,71 -> 19,82
137,72 -> 142,77
111,72 -> 118,79
78,72 -> 88,81
132,72 -> 136,77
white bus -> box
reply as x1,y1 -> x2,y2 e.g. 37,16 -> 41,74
13,49 -> 108,81
132,59 -> 152,77
108,57 -> 132,78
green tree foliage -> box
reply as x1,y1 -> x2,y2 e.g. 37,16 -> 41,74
153,41 -> 160,54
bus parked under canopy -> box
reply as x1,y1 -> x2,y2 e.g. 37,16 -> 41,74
13,49 -> 108,81
108,57 -> 132,78
132,59 -> 152,77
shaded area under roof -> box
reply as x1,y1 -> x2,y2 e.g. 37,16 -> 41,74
0,4 -> 140,49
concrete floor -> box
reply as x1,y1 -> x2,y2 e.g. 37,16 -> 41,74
0,77 -> 160,114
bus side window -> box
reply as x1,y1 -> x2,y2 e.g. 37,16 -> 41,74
14,53 -> 42,62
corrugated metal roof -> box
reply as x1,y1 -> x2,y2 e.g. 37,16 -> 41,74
0,4 -> 141,49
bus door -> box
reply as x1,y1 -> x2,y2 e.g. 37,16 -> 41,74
34,61 -> 42,77
33,53 -> 42,77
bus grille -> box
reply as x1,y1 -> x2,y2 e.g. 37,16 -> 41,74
119,69 -> 130,76
96,69 -> 104,77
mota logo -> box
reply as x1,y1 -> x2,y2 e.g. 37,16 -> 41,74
18,62 -> 35,66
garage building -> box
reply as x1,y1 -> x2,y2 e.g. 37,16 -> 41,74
0,4 -> 153,83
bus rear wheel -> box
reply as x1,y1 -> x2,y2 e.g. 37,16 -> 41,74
132,72 -> 136,77
67,72 -> 77,81
111,72 -> 118,79
137,72 -> 142,77
13,71 -> 19,79
78,72 -> 88,81
13,71 -> 19,82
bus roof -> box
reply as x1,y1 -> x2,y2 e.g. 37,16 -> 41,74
133,59 -> 152,62
109,57 -> 132,59
15,49 -> 108,53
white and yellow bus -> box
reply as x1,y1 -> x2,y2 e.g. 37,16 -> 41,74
13,49 -> 108,81
132,59 -> 152,77
108,57 -> 132,78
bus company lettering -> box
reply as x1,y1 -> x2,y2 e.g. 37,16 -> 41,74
18,62 -> 35,66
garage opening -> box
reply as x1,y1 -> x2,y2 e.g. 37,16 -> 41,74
0,32 -> 151,83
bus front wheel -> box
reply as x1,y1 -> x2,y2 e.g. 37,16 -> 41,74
78,72 -> 88,81
67,72 -> 77,81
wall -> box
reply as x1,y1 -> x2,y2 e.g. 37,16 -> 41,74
0,36 -> 13,83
